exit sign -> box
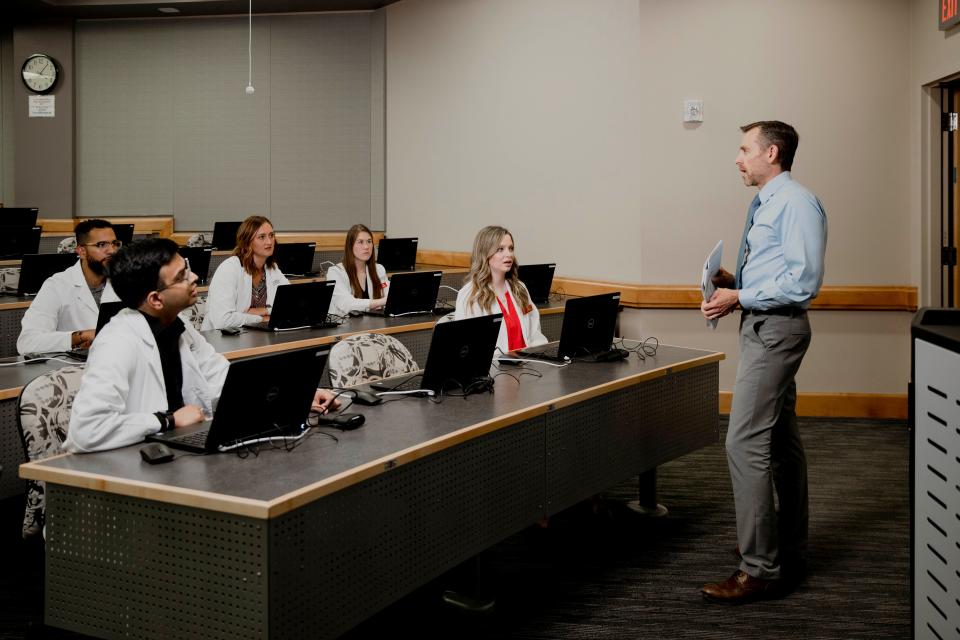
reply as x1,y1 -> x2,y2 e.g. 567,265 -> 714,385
942,0 -> 960,30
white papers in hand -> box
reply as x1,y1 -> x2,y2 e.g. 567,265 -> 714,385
701,240 -> 723,330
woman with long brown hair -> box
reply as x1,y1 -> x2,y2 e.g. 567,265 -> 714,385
202,215 -> 289,330
327,224 -> 389,316
454,225 -> 546,354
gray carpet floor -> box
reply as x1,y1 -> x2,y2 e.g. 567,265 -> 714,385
1,417 -> 910,639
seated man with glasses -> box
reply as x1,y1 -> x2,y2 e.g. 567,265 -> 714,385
17,218 -> 122,354
66,238 -> 339,453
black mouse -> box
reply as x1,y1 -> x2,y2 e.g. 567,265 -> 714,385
351,390 -> 383,406
139,443 -> 175,464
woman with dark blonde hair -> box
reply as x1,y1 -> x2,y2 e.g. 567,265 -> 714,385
202,215 -> 289,330
327,224 -> 389,316
454,225 -> 547,354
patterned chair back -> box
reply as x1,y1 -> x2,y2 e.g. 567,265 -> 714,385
328,333 -> 419,388
16,364 -> 86,539
180,294 -> 208,331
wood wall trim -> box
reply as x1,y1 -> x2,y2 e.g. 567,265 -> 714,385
169,231 -> 384,249
719,392 -> 907,420
416,249 -> 918,312
39,217 -> 175,237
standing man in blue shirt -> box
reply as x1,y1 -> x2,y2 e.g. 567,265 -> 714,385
700,121 -> 827,604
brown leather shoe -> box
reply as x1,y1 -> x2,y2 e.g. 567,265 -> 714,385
701,570 -> 786,605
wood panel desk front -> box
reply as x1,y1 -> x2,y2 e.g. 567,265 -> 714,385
22,345 -> 721,640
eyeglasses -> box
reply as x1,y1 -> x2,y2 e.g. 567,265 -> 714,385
255,232 -> 276,242
156,258 -> 192,293
82,240 -> 123,250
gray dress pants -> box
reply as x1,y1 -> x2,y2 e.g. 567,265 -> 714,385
726,310 -> 811,580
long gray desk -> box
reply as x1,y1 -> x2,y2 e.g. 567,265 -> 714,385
0,299 -> 564,499
22,344 -> 721,639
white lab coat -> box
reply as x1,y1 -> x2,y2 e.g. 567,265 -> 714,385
65,308 -> 230,453
17,260 -> 120,355
327,262 -> 390,316
201,256 -> 289,330
454,280 -> 548,355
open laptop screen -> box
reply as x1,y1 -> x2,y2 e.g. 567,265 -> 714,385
274,242 -> 317,276
557,292 -> 621,359
148,346 -> 329,452
0,208 -> 39,228
178,246 -> 213,285
0,226 -> 41,259
377,238 -> 418,272
211,221 -> 242,251
517,263 -> 556,305
17,254 -> 78,296
421,314 -> 502,393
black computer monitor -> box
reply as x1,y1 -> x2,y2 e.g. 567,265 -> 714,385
17,254 -> 78,296
0,208 -> 39,228
274,242 -> 317,276
420,314 -> 502,393
556,292 -> 621,359
377,237 -> 418,272
211,221 -> 242,251
518,263 -> 556,305
177,246 -> 214,285
0,226 -> 42,259
111,224 -> 135,246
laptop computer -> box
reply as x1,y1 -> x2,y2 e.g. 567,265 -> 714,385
365,270 -> 442,317
95,301 -> 126,334
0,226 -> 41,259
519,292 -> 625,361
147,346 -> 329,453
245,280 -> 337,331
420,314 -> 502,393
518,263 -> 556,305
274,242 -> 317,277
111,224 -> 135,246
177,246 -> 213,285
17,254 -> 78,296
0,208 -> 39,228
63,301 -> 129,361
211,221 -> 242,251
377,238 -> 418,272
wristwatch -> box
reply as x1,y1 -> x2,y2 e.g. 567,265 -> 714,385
154,411 -> 176,432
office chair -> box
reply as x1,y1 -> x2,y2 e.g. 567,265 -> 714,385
16,364 -> 86,539
328,333 -> 418,388
180,295 -> 208,331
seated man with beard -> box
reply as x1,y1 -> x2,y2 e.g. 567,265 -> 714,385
17,219 -> 122,354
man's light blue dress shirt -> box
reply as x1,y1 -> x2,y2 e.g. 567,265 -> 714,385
738,171 -> 827,310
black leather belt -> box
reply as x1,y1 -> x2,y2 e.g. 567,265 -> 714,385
743,306 -> 807,317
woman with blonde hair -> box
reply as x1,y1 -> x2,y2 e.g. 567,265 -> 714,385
454,225 -> 547,354
202,215 -> 289,330
327,224 -> 389,317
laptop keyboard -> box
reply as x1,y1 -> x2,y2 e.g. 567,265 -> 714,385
166,430 -> 209,448
518,347 -> 561,361
374,376 -> 422,391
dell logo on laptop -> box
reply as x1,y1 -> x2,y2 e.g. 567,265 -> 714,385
587,318 -> 595,329
266,386 -> 280,403
459,345 -> 470,359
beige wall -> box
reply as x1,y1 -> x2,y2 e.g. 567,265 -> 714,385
385,0 -> 915,397
12,23 -> 74,216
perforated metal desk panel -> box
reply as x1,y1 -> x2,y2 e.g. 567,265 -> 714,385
23,345 -> 721,640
